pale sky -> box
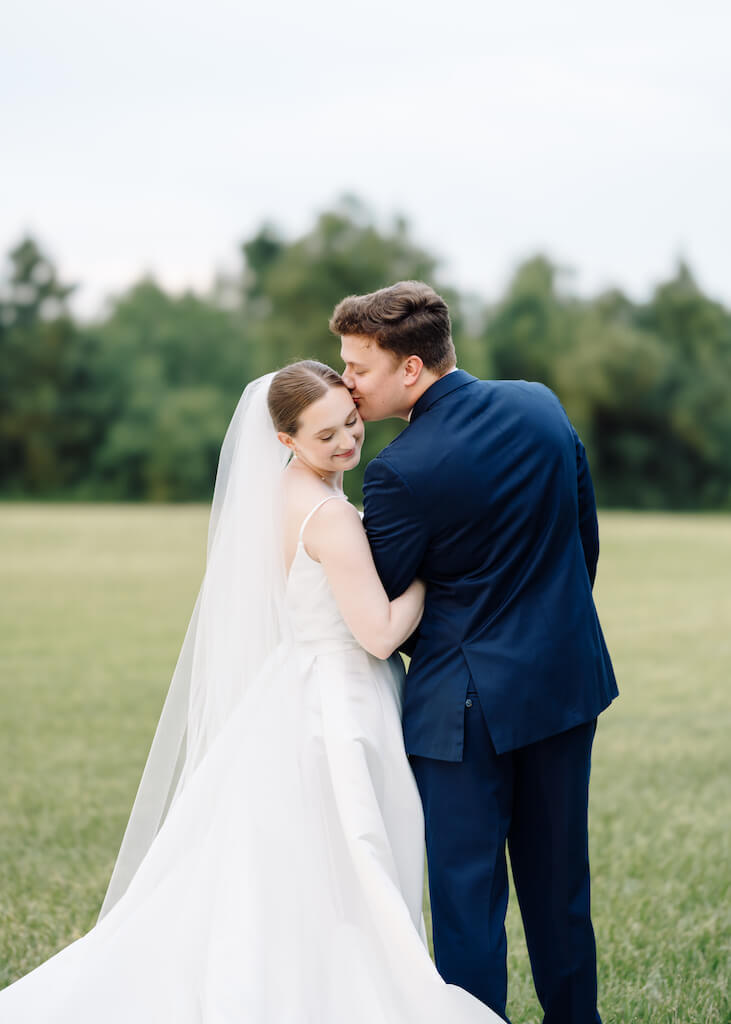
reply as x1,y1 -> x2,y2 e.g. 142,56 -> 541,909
2,0 -> 729,316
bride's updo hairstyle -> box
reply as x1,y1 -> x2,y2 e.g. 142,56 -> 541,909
268,360 -> 349,436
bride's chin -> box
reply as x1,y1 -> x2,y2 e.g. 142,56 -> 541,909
334,452 -> 361,472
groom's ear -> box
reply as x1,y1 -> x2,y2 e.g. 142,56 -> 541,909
402,355 -> 424,386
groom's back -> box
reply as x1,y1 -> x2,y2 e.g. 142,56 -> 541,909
401,378 -> 580,590
363,372 -> 617,760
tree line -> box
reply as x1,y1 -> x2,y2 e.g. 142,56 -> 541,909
2,197 -> 730,508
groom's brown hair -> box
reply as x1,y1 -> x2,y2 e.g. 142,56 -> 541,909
329,281 -> 456,374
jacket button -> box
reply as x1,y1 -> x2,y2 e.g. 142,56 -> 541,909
465,698 -> 473,708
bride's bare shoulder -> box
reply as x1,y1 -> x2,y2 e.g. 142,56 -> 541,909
281,464 -> 329,521
301,495 -> 362,557
281,466 -> 353,568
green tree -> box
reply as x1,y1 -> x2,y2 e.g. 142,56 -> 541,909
485,255 -> 577,389
554,303 -> 678,507
238,196 -> 458,498
240,197 -> 439,373
634,264 -> 731,506
2,216 -> 730,509
87,279 -> 248,499
0,237 -> 93,494
484,257 -> 731,508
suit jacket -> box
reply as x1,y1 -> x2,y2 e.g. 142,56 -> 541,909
363,370 -> 618,760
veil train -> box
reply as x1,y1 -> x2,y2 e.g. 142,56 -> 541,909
100,373 -> 289,917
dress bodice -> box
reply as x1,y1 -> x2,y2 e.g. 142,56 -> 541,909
285,495 -> 362,656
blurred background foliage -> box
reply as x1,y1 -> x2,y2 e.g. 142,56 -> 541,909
1,196 -> 730,507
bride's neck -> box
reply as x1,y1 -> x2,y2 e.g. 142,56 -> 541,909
290,455 -> 343,492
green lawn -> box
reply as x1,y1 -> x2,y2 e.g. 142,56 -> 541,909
1,505 -> 729,1022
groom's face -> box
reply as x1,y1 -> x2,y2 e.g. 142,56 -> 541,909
340,335 -> 409,422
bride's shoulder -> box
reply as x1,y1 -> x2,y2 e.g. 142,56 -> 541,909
301,495 -> 360,544
307,493 -> 358,526
281,470 -> 354,533
301,495 -> 362,562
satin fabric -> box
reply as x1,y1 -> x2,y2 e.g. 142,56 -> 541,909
0,502 -> 503,1023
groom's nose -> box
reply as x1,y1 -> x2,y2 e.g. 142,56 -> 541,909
341,368 -> 355,390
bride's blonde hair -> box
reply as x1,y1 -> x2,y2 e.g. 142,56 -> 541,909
267,360 -> 348,435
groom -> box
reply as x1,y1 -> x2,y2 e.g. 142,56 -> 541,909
330,281 -> 618,1024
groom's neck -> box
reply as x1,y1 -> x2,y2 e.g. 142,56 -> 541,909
403,365 -> 457,420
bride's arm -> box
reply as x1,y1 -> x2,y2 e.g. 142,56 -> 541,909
304,500 -> 425,660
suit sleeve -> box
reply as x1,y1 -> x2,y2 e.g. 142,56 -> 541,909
362,457 -> 429,601
573,425 -> 600,587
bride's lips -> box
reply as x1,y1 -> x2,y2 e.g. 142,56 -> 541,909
335,448 -> 356,459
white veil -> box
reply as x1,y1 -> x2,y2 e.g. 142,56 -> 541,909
99,372 -> 290,918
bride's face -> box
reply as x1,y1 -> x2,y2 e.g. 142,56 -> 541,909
279,385 -> 364,474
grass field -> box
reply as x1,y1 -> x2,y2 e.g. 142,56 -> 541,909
0,504 -> 729,1022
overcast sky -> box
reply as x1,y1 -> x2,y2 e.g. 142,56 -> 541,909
2,0 -> 729,316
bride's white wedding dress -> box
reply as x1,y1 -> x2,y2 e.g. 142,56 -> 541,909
0,494 -> 502,1023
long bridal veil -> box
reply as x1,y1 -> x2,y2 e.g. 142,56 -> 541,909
100,372 -> 290,917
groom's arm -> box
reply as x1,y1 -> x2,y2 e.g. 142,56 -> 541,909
362,457 -> 429,602
572,425 -> 600,587
541,381 -> 600,588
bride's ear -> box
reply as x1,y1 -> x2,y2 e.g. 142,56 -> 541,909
276,431 -> 296,452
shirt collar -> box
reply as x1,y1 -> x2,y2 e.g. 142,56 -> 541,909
409,368 -> 477,424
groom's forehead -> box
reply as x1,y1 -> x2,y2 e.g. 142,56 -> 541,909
340,334 -> 377,361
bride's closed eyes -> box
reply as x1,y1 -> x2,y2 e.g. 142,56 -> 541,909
318,413 -> 359,442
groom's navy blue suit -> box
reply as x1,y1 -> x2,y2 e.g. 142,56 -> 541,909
363,370 -> 617,1023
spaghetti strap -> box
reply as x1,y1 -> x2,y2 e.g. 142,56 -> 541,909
298,494 -> 348,542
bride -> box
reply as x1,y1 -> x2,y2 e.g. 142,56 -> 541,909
0,361 -> 504,1023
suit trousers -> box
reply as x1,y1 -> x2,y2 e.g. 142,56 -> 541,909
410,690 -> 601,1024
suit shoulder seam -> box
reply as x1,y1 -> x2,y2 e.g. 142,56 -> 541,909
367,452 -> 416,497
